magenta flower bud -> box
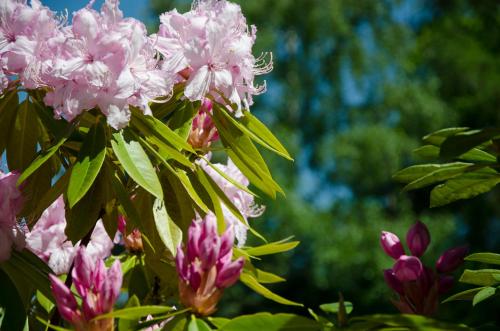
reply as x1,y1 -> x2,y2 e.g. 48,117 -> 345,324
438,275 -> 454,294
117,215 -> 126,234
393,255 -> 423,282
383,269 -> 404,295
406,221 -> 430,257
175,215 -> 244,316
436,245 -> 468,273
380,231 -> 405,259
49,274 -> 81,324
72,246 -> 94,297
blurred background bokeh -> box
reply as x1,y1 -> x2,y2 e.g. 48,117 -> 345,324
45,0 -> 500,326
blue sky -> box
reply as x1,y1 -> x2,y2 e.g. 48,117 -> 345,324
43,0 -> 149,21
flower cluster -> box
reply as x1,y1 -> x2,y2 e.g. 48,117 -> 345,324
380,221 -> 468,316
175,215 -> 244,316
50,246 -> 122,331
202,157 -> 265,246
0,170 -> 25,262
25,196 -> 114,274
1,0 -> 271,128
116,214 -> 143,253
153,0 -> 272,112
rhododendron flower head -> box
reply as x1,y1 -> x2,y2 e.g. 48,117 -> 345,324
50,246 -> 122,331
41,0 -> 173,129
175,214 -> 244,315
154,0 -> 272,111
0,170 -> 25,262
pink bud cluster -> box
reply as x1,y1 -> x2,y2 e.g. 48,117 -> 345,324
188,98 -> 219,149
175,214 -> 244,316
25,196 -> 114,275
202,157 -> 265,246
117,214 -> 143,253
50,247 -> 122,331
0,0 -> 271,128
380,221 -> 468,316
0,170 -> 25,262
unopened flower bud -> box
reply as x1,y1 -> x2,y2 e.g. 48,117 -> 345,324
393,255 -> 423,282
380,231 -> 405,259
436,246 -> 468,273
188,99 -> 219,149
176,215 -> 243,316
383,269 -> 404,295
406,221 -> 430,257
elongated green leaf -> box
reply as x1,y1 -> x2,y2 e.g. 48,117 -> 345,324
207,317 -> 230,329
188,316 -> 212,331
240,272 -> 302,306
245,241 -> 299,256
65,172 -> 105,243
319,302 -> 353,315
402,163 -> 477,192
212,106 -> 283,198
112,129 -> 163,200
393,164 -> 443,183
190,169 -> 225,232
459,269 -> 500,286
0,90 -> 20,155
350,314 -> 472,330
472,287 -> 496,306
242,111 -> 293,160
423,127 -> 469,145
118,295 -> 140,331
430,170 -> 500,207
153,198 -> 183,257
168,101 -> 198,141
36,317 -> 72,331
255,269 -> 286,284
443,287 -> 487,303
94,306 -> 174,320
219,313 -> 320,331
68,121 -> 106,207
200,156 -> 256,197
465,253 -> 500,265
7,99 -> 40,171
413,145 -> 440,159
162,171 -> 197,232
440,128 -> 500,159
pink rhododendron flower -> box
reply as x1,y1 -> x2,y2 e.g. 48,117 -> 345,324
381,221 -> 466,316
26,196 -> 114,274
201,157 -> 265,246
0,0 -> 60,88
40,0 -> 173,129
50,246 -> 122,331
154,0 -> 272,112
0,170 -> 25,262
175,214 -> 244,316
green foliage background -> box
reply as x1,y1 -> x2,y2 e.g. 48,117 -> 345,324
149,0 -> 500,326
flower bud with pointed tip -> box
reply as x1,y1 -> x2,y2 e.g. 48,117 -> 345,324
380,231 -> 405,259
436,245 -> 468,273
393,255 -> 423,282
406,221 -> 430,257
49,274 -> 82,326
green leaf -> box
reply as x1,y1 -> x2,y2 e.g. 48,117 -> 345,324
459,269 -> 500,286
240,272 -> 303,306
472,287 -> 496,306
7,99 -> 40,171
443,287 -> 487,303
319,302 -> 353,315
423,127 -> 469,145
245,240 -> 299,256
0,270 -> 27,331
430,170 -> 500,207
242,110 -> 293,160
94,306 -> 174,320
219,313 -> 320,331
118,295 -> 140,331
413,145 -> 440,159
440,128 -> 500,159
112,129 -> 163,200
67,121 -> 106,207
153,198 -> 183,257
207,317 -> 230,329
36,290 -> 55,314
65,171 -> 106,243
402,163 -> 477,192
393,164 -> 444,183
254,269 -> 286,284
168,101 -> 198,141
162,316 -> 188,331
36,317 -> 73,331
350,314 -> 472,330
188,316 -> 212,331
109,169 -> 141,228
465,253 -> 500,265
